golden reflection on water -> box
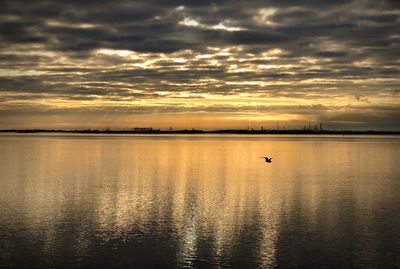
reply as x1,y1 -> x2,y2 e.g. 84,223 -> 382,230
0,134 -> 399,268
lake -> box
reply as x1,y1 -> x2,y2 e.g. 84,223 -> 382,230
0,134 -> 399,268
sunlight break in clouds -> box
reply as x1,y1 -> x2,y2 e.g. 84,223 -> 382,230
179,18 -> 245,32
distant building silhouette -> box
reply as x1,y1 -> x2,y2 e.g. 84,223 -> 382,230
132,127 -> 155,133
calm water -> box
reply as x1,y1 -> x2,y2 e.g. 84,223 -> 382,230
0,134 -> 399,268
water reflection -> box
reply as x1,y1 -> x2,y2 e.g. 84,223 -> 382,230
0,134 -> 399,268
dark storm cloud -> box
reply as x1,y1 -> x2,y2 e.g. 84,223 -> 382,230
0,0 -> 397,61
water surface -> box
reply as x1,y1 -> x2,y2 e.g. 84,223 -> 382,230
0,134 -> 399,268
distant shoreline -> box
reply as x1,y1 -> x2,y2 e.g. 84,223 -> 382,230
1,129 -> 399,135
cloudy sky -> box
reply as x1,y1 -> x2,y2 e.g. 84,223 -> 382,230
0,0 -> 399,130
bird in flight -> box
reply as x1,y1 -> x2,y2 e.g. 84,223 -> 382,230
261,157 -> 273,163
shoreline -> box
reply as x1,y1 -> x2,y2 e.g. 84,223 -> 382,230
1,129 -> 399,135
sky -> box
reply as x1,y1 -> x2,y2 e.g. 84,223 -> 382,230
0,0 -> 399,130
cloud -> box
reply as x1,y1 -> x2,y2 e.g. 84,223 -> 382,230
0,0 -> 399,130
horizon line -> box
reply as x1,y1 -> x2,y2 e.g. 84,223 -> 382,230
1,128 -> 399,135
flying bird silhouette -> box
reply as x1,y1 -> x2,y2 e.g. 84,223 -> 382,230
261,157 -> 273,163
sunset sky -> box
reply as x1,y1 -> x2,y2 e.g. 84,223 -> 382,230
0,0 -> 399,130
